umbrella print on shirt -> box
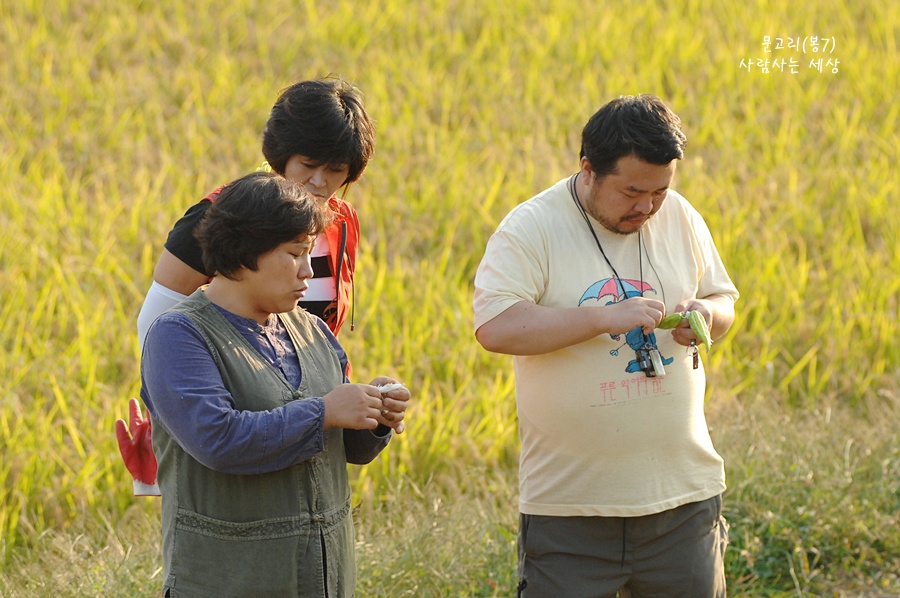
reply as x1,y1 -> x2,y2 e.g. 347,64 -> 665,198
577,277 -> 673,373
578,278 -> 654,307
578,277 -> 654,342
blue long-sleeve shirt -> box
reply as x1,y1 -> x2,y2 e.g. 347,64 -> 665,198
140,304 -> 389,475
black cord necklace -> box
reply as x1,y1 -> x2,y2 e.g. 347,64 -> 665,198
570,173 -> 672,377
568,173 -> 644,301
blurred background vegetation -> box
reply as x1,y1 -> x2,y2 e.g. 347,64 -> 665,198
1,0 -> 897,595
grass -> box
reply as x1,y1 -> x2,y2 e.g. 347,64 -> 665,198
1,0 -> 899,595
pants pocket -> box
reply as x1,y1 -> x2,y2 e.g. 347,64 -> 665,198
517,513 -> 531,596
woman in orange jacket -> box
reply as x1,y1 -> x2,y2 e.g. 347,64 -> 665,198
137,77 -> 374,345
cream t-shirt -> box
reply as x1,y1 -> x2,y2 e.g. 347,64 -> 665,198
474,177 -> 739,517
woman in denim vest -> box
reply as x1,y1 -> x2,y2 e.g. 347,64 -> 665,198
140,171 -> 409,597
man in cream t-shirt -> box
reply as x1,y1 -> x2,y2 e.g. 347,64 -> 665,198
474,95 -> 738,597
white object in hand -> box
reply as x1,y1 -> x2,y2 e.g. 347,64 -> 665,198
376,383 -> 405,394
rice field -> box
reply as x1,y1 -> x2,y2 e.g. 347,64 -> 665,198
1,0 -> 898,595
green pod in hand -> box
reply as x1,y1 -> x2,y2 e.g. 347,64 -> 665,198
658,312 -> 686,329
687,310 -> 712,349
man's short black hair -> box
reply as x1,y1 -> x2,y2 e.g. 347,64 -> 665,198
197,172 -> 332,279
580,94 -> 687,179
261,78 -> 376,185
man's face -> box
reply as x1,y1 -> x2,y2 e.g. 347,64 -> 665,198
580,155 -> 676,235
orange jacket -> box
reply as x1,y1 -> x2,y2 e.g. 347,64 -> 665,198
323,196 -> 359,337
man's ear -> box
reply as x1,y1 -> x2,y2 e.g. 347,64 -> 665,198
580,157 -> 594,182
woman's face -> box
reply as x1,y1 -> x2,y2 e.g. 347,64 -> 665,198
283,155 -> 351,203
240,235 -> 315,321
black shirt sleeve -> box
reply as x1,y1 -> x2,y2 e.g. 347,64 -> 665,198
163,199 -> 213,276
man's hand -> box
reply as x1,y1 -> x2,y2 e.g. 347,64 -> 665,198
115,398 -> 160,496
602,296 -> 666,336
668,295 -> 735,347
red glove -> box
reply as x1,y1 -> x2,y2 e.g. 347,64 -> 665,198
115,398 -> 160,496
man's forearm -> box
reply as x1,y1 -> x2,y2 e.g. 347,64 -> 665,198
704,294 -> 736,341
475,301 -> 609,356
